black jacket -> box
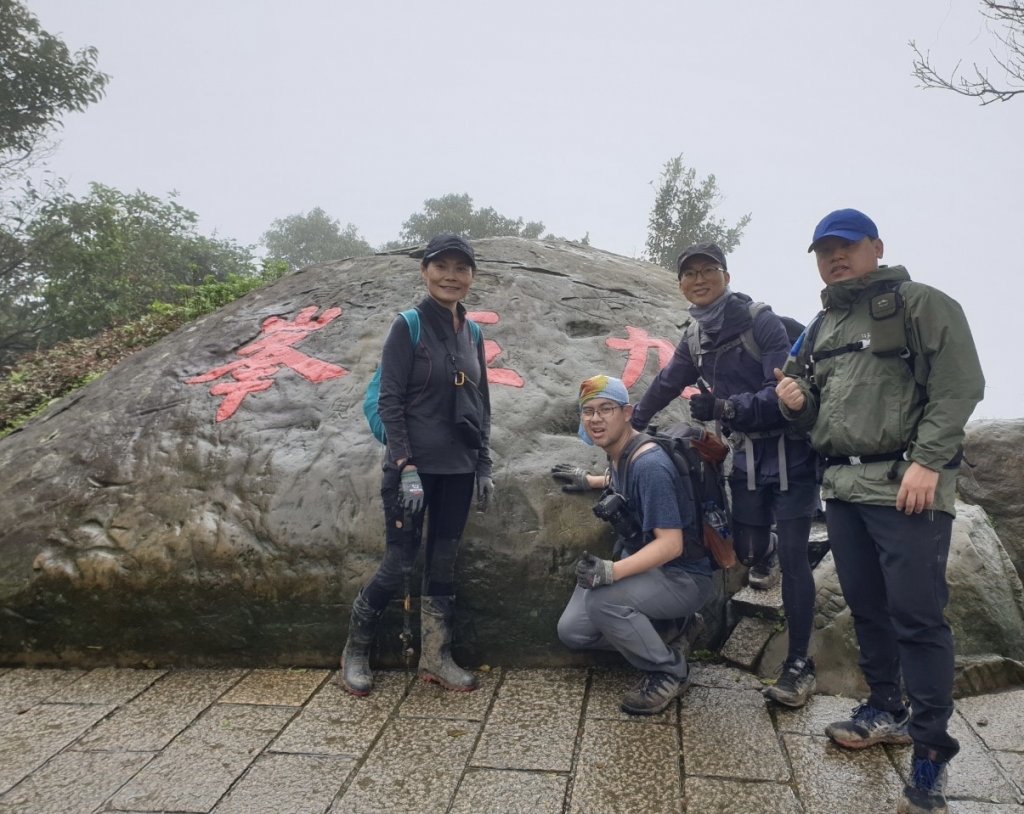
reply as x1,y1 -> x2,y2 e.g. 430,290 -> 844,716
378,296 -> 492,477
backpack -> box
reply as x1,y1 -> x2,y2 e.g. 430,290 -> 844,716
686,302 -> 805,373
362,308 -> 482,444
613,425 -> 736,569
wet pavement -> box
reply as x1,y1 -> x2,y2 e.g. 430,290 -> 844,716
0,663 -> 1021,813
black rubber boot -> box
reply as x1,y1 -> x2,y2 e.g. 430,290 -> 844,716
418,596 -> 478,692
340,592 -> 382,696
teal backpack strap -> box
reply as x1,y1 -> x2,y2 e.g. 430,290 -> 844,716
467,318 -> 481,345
399,308 -> 420,346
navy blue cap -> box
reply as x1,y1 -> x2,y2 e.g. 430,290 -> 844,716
676,242 -> 727,278
422,233 -> 476,268
808,209 -> 879,252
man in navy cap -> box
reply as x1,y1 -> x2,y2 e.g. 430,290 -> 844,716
775,208 -> 984,814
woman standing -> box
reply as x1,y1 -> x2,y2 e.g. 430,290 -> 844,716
630,241 -> 820,708
341,233 -> 494,696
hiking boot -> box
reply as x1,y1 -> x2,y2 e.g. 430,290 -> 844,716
825,702 -> 912,749
620,670 -> 689,715
763,656 -> 816,708
748,533 -> 779,589
898,753 -> 949,814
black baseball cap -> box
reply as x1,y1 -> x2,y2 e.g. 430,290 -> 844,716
422,233 -> 476,269
675,242 -> 727,279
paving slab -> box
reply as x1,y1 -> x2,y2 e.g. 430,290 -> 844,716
219,668 -> 330,706
399,668 -> 499,721
74,668 -> 246,751
948,804 -> 1024,813
270,670 -> 410,757
110,702 -> 294,812
448,769 -> 567,814
774,693 -> 864,736
682,685 -> 789,781
719,616 -> 777,670
730,582 -> 785,620
0,667 -> 86,713
0,702 -> 114,794
569,718 -> 682,814
329,716 -> 480,814
994,751 -> 1024,796
211,753 -> 356,814
585,667 -> 676,724
0,749 -> 151,814
683,777 -> 802,814
47,666 -> 166,706
957,689 -> 1024,752
690,663 -> 765,692
785,733 -> 902,814
470,668 -> 586,772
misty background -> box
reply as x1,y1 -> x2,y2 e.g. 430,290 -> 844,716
24,0 -> 1024,419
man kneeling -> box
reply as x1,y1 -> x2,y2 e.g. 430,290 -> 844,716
555,375 -> 715,715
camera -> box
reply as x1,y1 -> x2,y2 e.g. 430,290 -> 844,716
592,491 -> 642,543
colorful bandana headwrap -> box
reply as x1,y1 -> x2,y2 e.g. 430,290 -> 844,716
577,375 -> 630,444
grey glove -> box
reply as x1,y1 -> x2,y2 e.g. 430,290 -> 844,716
400,469 -> 424,515
551,463 -> 591,493
575,551 -> 615,589
476,475 -> 494,512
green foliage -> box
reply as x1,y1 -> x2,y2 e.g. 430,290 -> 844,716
644,155 -> 751,271
0,0 -> 110,174
0,261 -> 285,436
393,193 -> 546,246
261,207 -> 372,270
1,183 -> 255,365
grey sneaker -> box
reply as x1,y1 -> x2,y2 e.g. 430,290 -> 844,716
764,656 -> 816,708
620,671 -> 689,715
748,533 -> 780,590
825,702 -> 912,749
898,753 -> 949,814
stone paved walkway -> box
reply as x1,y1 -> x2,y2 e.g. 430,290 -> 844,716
0,664 -> 1021,813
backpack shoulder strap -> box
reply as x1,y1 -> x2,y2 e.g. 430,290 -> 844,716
399,308 -> 420,346
739,302 -> 771,363
467,318 -> 482,345
684,321 -> 702,370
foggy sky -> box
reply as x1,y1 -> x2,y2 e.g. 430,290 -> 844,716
25,0 -> 1024,420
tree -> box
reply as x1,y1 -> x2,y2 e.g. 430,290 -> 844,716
644,155 -> 751,271
394,193 -> 545,245
911,1 -> 1024,105
1,184 -> 253,361
260,207 -> 372,270
0,0 -> 110,176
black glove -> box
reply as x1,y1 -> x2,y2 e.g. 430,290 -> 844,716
575,551 -> 615,589
476,475 -> 495,512
551,463 -> 591,493
690,392 -> 730,421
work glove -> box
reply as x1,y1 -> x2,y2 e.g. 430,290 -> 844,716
575,551 -> 615,589
551,463 -> 591,493
476,475 -> 495,512
689,392 -> 729,422
400,469 -> 425,515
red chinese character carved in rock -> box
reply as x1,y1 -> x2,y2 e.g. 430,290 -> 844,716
186,305 -> 346,421
605,327 -> 675,388
466,310 -> 524,388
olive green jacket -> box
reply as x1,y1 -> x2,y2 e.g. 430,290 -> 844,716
782,266 -> 984,515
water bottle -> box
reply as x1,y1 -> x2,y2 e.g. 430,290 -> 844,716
704,502 -> 730,538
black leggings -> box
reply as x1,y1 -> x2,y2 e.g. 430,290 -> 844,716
362,469 -> 476,611
733,517 -> 815,660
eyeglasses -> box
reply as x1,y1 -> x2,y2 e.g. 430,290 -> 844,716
581,404 -> 624,420
679,265 -> 725,281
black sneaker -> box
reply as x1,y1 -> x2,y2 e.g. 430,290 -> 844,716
748,549 -> 779,590
825,702 -> 912,749
898,753 -> 949,814
763,656 -> 816,708
620,671 -> 689,715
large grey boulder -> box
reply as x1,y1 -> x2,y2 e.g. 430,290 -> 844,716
1,238 -> 720,667
958,419 -> 1024,579
760,501 -> 1024,697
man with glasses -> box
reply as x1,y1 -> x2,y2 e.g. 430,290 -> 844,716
629,241 -> 820,708
555,375 -> 714,715
775,209 -> 984,814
